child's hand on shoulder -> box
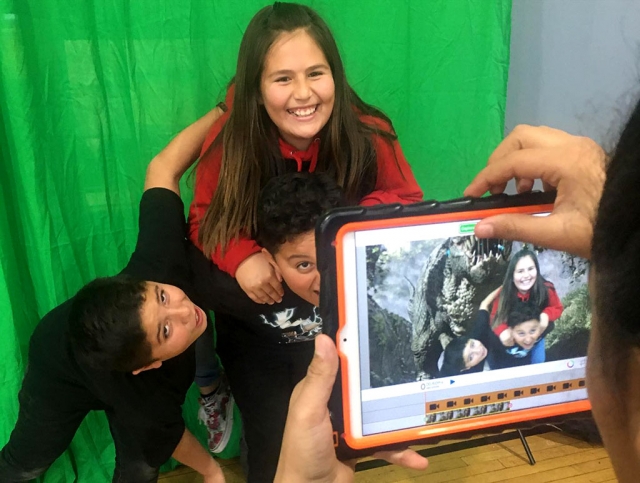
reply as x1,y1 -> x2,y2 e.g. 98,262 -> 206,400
236,252 -> 284,304
539,313 -> 550,331
499,328 -> 514,346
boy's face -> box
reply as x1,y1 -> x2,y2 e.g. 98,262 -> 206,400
462,338 -> 487,369
265,231 -> 321,306
511,318 -> 542,349
138,282 -> 207,368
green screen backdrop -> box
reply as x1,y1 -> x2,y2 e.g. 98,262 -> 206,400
0,0 -> 511,481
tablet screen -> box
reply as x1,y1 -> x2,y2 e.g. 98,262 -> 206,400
336,210 -> 591,446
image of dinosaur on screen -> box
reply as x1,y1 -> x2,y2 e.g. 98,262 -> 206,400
365,237 -> 590,388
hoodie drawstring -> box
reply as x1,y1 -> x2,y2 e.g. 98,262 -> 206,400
278,138 -> 320,173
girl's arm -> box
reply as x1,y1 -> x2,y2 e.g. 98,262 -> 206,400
187,119 -> 283,303
542,284 -> 564,322
187,136 -> 263,277
539,312 -> 550,332
145,107 -> 225,196
488,288 -> 512,337
187,86 -> 266,277
189,144 -> 282,303
359,117 -> 423,206
186,86 -> 283,303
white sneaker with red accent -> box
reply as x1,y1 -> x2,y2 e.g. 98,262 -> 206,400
198,377 -> 234,453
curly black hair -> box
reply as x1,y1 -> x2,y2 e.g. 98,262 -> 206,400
506,302 -> 541,328
256,172 -> 346,254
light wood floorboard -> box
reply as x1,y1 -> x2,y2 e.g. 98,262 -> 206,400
159,429 -> 612,483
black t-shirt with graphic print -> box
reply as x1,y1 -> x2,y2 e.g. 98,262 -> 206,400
188,245 -> 320,347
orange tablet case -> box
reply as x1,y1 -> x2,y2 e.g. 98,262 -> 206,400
315,192 -> 592,460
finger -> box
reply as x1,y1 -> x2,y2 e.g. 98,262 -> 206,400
474,213 -> 578,255
262,284 -> 283,304
515,177 -> 535,193
268,277 -> 285,299
250,289 -> 270,305
464,149 -> 562,197
486,124 -> 534,164
373,449 -> 429,471
489,124 -> 569,162
290,335 -> 339,414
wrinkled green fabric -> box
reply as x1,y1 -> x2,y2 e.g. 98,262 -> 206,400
0,0 -> 511,480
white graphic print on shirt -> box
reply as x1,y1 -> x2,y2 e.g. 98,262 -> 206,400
259,307 -> 323,343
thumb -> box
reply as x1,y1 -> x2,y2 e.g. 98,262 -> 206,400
474,213 -> 563,250
292,335 -> 339,411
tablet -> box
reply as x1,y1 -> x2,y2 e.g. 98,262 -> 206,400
317,192 -> 592,457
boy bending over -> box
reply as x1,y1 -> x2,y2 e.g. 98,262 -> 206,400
0,111 -> 225,483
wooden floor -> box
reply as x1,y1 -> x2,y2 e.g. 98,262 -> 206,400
159,428 -> 614,483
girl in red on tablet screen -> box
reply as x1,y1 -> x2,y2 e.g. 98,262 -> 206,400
489,248 -> 564,363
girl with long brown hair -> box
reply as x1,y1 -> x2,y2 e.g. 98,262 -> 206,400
188,2 -> 423,305
184,3 -> 423,481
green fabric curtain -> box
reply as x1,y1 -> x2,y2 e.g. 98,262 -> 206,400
0,0 -> 511,480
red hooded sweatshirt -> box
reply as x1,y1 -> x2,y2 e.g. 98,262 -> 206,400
188,85 -> 423,276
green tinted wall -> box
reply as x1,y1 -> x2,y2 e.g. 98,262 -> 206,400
0,0 -> 511,480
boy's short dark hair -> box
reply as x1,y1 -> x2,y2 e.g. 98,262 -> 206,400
256,172 -> 346,254
68,275 -> 153,372
440,336 -> 486,377
440,336 -> 469,376
506,302 -> 541,329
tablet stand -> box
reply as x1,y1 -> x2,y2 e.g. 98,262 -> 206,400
517,429 -> 536,465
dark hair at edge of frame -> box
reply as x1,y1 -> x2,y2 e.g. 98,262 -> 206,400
505,302 -> 541,329
592,94 -> 640,401
256,171 -> 346,254
493,248 -> 549,328
440,337 -> 484,378
68,275 -> 154,373
198,2 -> 401,257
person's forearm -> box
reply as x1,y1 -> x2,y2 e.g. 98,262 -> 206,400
480,287 -> 502,311
157,107 -> 223,171
539,312 -> 550,331
144,106 -> 224,194
172,429 -> 221,478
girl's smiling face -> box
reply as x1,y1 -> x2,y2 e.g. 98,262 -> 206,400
513,255 -> 538,294
260,29 -> 335,151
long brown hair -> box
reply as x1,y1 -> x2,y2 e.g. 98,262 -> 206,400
493,249 -> 550,328
199,2 -> 400,255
